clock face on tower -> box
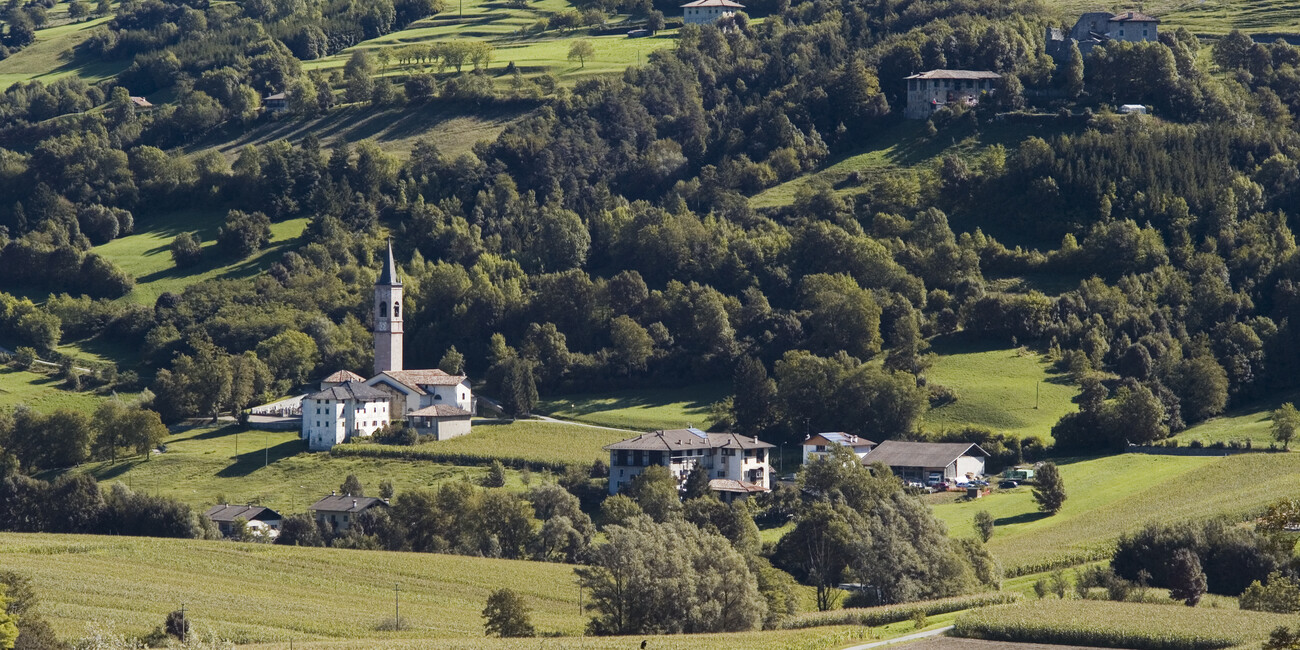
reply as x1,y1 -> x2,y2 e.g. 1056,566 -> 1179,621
377,321 -> 390,332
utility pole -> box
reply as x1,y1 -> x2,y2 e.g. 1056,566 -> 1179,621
264,430 -> 269,469
1035,381 -> 1040,410
394,583 -> 401,630
180,603 -> 187,643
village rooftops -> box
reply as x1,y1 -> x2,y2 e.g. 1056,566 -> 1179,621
808,432 -> 875,447
309,495 -> 388,513
708,479 -> 768,494
905,70 -> 1001,81
129,96 -> 153,108
204,504 -> 280,523
264,92 -> 287,101
604,428 -> 775,452
304,380 -> 389,402
680,0 -> 745,7
861,441 -> 988,467
408,403 -> 472,417
322,369 -> 366,384
374,369 -> 469,392
1111,10 -> 1158,22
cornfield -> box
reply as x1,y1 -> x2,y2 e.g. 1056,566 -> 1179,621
954,599 -> 1293,649
781,592 -> 1020,630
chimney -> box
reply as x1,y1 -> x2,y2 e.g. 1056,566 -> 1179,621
352,499 -> 358,509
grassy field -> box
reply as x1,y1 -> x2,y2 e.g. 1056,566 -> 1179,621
536,382 -> 728,431
92,210 -> 309,304
929,451 -> 1300,573
62,424 -> 535,514
921,339 -> 1079,441
1171,388 -> 1300,448
0,2 -> 123,88
410,418 -> 631,463
1038,0 -> 1300,36
0,366 -> 118,413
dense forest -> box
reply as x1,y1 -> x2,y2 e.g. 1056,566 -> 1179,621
3,0 -> 1300,461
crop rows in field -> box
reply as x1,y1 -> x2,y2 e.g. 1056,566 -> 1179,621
781,592 -> 1020,630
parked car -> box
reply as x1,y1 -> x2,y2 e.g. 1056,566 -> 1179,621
626,28 -> 650,37
998,480 -> 1018,489
969,479 -> 989,487
930,481 -> 950,491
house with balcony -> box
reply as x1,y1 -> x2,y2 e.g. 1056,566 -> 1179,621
904,69 -> 1001,119
605,428 -> 774,502
300,381 -> 391,451
802,432 -> 876,464
310,493 -> 388,533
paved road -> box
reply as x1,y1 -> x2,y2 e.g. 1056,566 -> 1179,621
842,626 -> 955,650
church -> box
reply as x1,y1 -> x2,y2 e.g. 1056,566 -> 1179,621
301,243 -> 475,451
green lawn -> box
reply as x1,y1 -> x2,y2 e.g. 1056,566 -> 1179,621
930,451 -> 1300,573
921,339 -> 1079,441
62,424 -> 532,514
416,418 -> 630,464
0,3 -> 123,88
92,210 -> 309,304
536,382 -> 729,432
1172,388 -> 1300,448
0,366 -> 117,413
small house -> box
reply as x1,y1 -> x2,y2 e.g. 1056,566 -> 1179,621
861,441 -> 988,485
407,403 -> 472,440
310,493 -> 387,533
802,432 -> 876,464
903,70 -> 1001,120
264,92 -> 288,114
681,0 -> 744,25
129,96 -> 154,111
204,504 -> 282,539
1119,104 -> 1148,115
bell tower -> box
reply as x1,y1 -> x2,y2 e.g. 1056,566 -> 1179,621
374,241 -> 403,375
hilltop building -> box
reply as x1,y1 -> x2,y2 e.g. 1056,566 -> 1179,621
802,432 -> 876,464
681,0 -> 744,25
300,242 -> 475,450
1046,11 -> 1159,60
605,428 -> 774,502
861,441 -> 988,485
904,70 -> 1000,119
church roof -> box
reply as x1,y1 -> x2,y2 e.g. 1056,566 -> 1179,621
374,369 -> 468,394
305,381 -> 389,402
322,369 -> 365,384
409,404 -> 473,418
379,241 -> 402,287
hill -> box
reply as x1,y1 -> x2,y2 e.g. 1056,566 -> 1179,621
0,1 -> 123,88
535,382 -> 729,431
929,451 -> 1300,573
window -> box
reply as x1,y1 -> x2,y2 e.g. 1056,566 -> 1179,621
379,301 -> 388,318
393,302 -> 400,318
1143,29 -> 1148,37
1118,29 -> 1124,36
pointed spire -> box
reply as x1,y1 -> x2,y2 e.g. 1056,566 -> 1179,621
379,239 -> 402,286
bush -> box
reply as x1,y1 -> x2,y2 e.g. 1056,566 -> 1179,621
482,588 -> 535,637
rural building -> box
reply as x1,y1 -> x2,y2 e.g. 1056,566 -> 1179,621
1046,10 -> 1159,60
129,96 -> 153,111
904,70 -> 1000,119
300,242 -> 476,448
803,432 -> 876,463
407,403 -> 473,440
204,504 -> 282,539
861,441 -> 988,485
310,494 -> 387,533
1120,103 -> 1148,115
300,381 -> 391,451
263,92 -> 288,113
605,428 -> 774,500
681,0 -> 744,24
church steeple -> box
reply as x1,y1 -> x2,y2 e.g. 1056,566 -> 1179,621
374,241 -> 403,375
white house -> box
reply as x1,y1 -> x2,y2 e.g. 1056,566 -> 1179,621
366,369 -> 474,419
1046,10 -> 1159,60
861,441 -> 988,485
408,403 -> 473,440
203,504 -> 282,539
904,70 -> 1001,119
605,428 -> 774,502
803,432 -> 876,464
310,494 -> 387,533
300,381 -> 391,451
681,0 -> 744,25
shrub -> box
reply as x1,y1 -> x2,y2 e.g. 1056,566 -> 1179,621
482,588 -> 535,637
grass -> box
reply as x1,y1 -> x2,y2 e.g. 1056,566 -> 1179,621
237,626 -> 885,649
1171,387 -> 1300,448
535,382 -> 729,432
929,451 -> 1300,574
405,418 -> 630,464
0,6 -> 123,88
60,424 -> 533,514
954,599 -> 1293,649
92,209 -> 310,304
0,366 -> 119,413
921,338 -> 1079,441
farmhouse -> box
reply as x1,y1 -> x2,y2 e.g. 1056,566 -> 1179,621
300,381 -> 391,451
310,494 -> 387,533
263,92 -> 288,113
204,504 -> 282,539
605,428 -> 774,501
1046,10 -> 1159,60
861,440 -> 988,485
128,96 -> 153,111
803,432 -> 876,463
904,70 -> 1000,119
301,243 -> 476,449
681,0 -> 744,25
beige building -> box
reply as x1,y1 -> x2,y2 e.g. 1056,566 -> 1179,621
904,69 -> 1000,119
802,432 -> 876,464
408,403 -> 473,440
681,0 -> 744,24
300,381 -> 391,451
605,428 -> 774,501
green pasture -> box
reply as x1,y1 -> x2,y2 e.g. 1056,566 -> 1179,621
536,382 -> 728,431
0,366 -> 117,413
415,418 -> 630,464
1038,0 -> 1300,36
92,209 -> 309,305
921,339 -> 1079,441
62,424 -> 533,514
239,626 -> 883,649
0,1 -> 122,88
930,451 -> 1300,573
1172,387 -> 1300,448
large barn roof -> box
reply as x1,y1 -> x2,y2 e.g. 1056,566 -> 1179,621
862,441 -> 987,468
604,428 -> 774,452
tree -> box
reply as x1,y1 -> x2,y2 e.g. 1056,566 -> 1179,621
974,510 -> 994,543
498,358 -> 537,416
67,0 -> 88,20
482,588 -> 535,637
568,40 -> 594,68
170,233 -> 203,268
95,0 -> 111,15
256,331 -> 320,386
1273,403 -> 1300,450
1167,548 -> 1207,606
217,210 -> 271,258
646,10 -> 665,32
609,316 -> 653,373
0,589 -> 15,650
438,346 -> 465,374
379,479 -> 395,500
627,465 -> 681,522
1032,462 -> 1066,515
483,460 -> 507,488
276,514 -> 324,546
732,356 -> 777,437
1241,572 -> 1300,613
599,494 -> 643,529
165,608 -> 190,640
340,474 -> 365,497
682,464 -> 711,501
1060,41 -> 1084,98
